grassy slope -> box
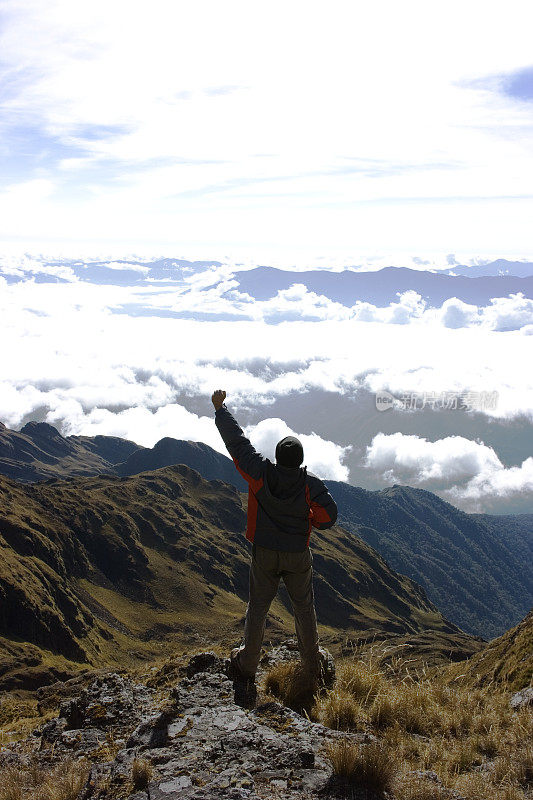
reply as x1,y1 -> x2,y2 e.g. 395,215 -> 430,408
0,466 -> 480,689
446,610 -> 533,692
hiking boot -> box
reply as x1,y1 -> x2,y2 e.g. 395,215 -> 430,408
228,648 -> 257,709
303,647 -> 336,690
233,677 -> 257,709
227,647 -> 248,680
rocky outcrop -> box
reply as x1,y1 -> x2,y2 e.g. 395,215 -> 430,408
0,648 -> 368,799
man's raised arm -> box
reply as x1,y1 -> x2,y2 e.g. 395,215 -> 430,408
212,389 -> 265,484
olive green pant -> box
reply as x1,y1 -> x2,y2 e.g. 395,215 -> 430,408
234,541 -> 321,678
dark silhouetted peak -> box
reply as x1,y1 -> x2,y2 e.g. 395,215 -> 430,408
153,436 -> 181,452
116,436 -> 247,491
21,421 -> 63,439
68,433 -> 140,464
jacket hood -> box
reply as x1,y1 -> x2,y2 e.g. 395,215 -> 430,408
265,462 -> 307,502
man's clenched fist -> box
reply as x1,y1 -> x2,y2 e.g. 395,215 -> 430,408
211,389 -> 227,410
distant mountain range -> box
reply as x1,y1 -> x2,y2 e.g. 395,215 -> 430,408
434,259 -> 533,278
0,421 -> 247,490
230,265 -> 533,307
1,421 -> 531,640
0,465 -> 479,690
2,258 -> 533,308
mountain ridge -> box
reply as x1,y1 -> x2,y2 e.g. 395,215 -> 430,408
0,421 -> 530,639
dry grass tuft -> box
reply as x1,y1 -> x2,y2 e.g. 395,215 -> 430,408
515,744 -> 533,787
263,660 -> 321,711
393,771 -> 449,800
314,686 -> 367,731
0,759 -> 90,800
336,659 -> 384,703
0,769 -> 23,800
0,697 -> 38,728
131,756 -> 153,790
451,771 -> 527,800
326,737 -> 397,793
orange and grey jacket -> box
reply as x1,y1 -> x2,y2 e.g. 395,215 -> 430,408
215,404 -> 337,551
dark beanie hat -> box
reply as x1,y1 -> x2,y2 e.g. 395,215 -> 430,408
275,435 -> 304,468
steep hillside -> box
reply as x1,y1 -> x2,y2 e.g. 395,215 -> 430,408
470,511 -> 533,561
331,481 -> 532,639
0,466 -> 478,689
447,611 -> 532,692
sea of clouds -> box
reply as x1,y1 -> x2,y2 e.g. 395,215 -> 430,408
1,257 -> 532,512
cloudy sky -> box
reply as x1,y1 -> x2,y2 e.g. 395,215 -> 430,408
1,2 -> 532,514
1,0 -> 533,261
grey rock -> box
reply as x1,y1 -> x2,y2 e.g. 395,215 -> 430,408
259,639 -> 301,666
126,708 -> 174,749
59,672 -> 154,733
79,762 -> 111,800
153,774 -> 193,792
59,727 -> 106,751
510,686 -> 533,709
186,651 -> 226,678
39,716 -> 68,749
410,769 -> 442,783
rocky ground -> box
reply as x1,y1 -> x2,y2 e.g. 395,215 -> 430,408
0,642 -> 371,800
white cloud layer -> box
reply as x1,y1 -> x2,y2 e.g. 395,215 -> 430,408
364,431 -> 533,512
39,401 -> 349,482
0,276 -> 532,430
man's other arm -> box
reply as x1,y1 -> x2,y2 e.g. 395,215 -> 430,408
212,389 -> 265,483
308,478 -> 338,529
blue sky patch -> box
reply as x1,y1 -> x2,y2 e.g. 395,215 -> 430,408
502,65 -> 533,101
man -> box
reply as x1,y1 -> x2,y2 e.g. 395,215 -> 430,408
212,388 -> 337,705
